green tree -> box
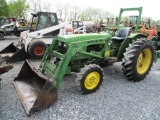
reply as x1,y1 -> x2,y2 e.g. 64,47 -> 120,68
8,0 -> 29,17
0,0 -> 9,17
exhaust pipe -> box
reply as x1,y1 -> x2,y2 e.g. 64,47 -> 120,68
13,60 -> 58,115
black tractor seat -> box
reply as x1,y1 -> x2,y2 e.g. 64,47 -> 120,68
112,27 -> 130,41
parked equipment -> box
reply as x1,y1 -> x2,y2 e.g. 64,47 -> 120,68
150,20 -> 160,52
0,12 -> 87,63
16,18 -> 28,27
100,17 -> 118,30
13,7 -> 160,115
100,7 -> 143,34
0,12 -> 67,62
65,21 -> 86,34
14,8 -> 158,114
0,17 -> 30,37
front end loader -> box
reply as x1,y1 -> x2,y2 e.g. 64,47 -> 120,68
14,29 -> 159,115
0,12 -> 66,63
13,7 -> 160,115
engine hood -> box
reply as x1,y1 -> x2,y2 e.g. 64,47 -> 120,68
57,32 -> 112,43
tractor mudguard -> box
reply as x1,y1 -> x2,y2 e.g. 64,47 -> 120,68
13,59 -> 58,115
0,43 -> 27,63
128,33 -> 147,39
117,33 -> 147,59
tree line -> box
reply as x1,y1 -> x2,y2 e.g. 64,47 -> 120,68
0,0 -> 157,27
0,0 -> 29,17
0,0 -> 114,21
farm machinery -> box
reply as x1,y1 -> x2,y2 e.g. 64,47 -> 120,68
150,20 -> 160,52
100,17 -> 118,31
0,12 -> 87,63
65,21 -> 86,34
99,7 -> 143,34
0,12 -> 64,63
126,15 -> 157,39
0,17 -> 30,37
12,7 -> 160,115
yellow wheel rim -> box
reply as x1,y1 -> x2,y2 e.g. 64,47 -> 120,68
136,48 -> 152,74
84,72 -> 100,90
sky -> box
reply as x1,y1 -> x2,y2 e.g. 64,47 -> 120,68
41,0 -> 160,20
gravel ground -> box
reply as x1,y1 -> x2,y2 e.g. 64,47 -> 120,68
1,36 -> 160,120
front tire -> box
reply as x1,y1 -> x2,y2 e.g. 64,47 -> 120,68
28,40 -> 47,59
75,64 -> 103,94
122,39 -> 154,81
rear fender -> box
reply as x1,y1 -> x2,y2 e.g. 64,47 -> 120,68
117,33 -> 147,59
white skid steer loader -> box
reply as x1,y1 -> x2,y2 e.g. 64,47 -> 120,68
0,12 -> 86,63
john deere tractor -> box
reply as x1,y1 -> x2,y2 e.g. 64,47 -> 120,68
13,7 -> 160,115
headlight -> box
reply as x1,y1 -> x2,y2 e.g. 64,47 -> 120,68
63,43 -> 66,47
58,41 -> 66,47
58,42 -> 62,46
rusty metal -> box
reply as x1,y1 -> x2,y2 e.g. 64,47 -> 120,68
0,55 -> 10,64
0,65 -> 13,75
0,55 -> 13,75
13,60 -> 58,115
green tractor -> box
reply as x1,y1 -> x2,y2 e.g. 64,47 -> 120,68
13,7 -> 160,115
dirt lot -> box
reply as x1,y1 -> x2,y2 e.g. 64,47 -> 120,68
1,36 -> 160,120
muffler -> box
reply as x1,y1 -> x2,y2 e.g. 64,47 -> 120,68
13,60 -> 58,115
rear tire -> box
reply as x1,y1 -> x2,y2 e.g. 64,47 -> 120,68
28,40 -> 47,59
122,39 -> 154,81
0,33 -> 4,40
75,64 -> 103,94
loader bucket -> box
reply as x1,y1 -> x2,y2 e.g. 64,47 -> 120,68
0,42 -> 19,53
13,60 -> 58,115
0,43 -> 27,63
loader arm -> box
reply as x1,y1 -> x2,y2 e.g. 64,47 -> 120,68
23,22 -> 69,53
27,22 -> 67,38
40,37 -> 108,88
